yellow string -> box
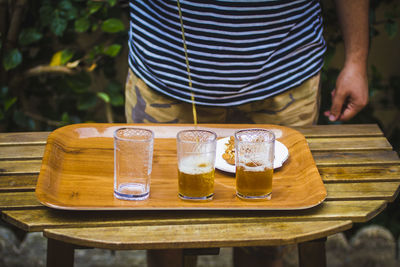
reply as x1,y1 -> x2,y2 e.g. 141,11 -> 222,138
177,0 -> 198,125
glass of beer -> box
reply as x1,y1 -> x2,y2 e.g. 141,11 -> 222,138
177,129 -> 217,200
235,129 -> 275,200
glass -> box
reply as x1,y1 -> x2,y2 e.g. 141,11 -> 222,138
235,129 -> 275,200
114,127 -> 154,200
177,129 -> 217,200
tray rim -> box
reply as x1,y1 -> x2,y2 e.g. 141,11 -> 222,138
35,123 -> 327,211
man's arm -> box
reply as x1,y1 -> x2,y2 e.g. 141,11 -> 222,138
324,0 -> 369,122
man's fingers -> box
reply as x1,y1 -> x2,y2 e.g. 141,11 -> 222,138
329,89 -> 346,121
339,106 -> 357,121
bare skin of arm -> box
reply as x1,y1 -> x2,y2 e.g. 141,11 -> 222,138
324,0 -> 369,122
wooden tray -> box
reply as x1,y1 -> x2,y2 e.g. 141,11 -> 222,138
36,123 -> 326,210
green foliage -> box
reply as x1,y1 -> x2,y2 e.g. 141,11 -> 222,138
18,28 -> 43,46
101,18 -> 125,33
320,0 -> 400,239
319,0 -> 400,135
0,0 -> 127,131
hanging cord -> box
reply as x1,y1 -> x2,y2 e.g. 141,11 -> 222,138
177,0 -> 198,125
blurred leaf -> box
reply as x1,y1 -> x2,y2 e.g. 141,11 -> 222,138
39,4 -> 53,26
88,1 -> 103,14
103,44 -> 121,57
65,72 -> 91,93
3,49 -> 22,71
66,60 -> 80,68
91,23 -> 99,31
50,51 -> 63,66
61,112 -> 70,124
0,110 -> 4,120
87,63 -> 97,72
108,0 -> 117,6
110,94 -> 124,106
101,18 -> 125,33
18,28 -> 43,46
51,14 -> 68,36
14,111 -> 35,130
105,81 -> 121,94
97,92 -> 110,103
58,0 -> 78,20
61,50 -> 74,65
50,50 -> 74,66
4,97 -> 17,111
77,94 -> 97,110
385,20 -> 398,39
105,81 -> 124,106
1,86 -> 8,96
75,16 -> 90,32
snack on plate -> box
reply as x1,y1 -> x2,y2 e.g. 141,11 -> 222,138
222,136 -> 235,165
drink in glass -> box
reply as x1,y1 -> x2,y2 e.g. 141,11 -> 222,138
177,129 -> 217,200
235,129 -> 275,200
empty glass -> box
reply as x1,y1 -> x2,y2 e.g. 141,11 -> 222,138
114,127 -> 154,200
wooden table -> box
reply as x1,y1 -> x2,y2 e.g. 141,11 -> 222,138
1,124 -> 399,267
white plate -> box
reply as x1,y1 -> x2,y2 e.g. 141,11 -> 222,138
215,137 -> 289,173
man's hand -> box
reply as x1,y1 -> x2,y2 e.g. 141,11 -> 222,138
326,0 -> 369,122
324,64 -> 368,121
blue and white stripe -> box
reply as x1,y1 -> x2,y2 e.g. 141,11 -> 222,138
128,0 -> 326,106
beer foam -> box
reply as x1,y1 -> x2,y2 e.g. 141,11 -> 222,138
238,164 -> 267,172
179,156 -> 213,175
238,158 -> 271,172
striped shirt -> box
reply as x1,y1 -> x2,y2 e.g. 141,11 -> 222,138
128,0 -> 326,106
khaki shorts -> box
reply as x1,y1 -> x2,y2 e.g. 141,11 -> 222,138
125,69 -> 320,127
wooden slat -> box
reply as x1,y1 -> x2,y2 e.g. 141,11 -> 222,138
325,182 -> 400,202
313,150 -> 400,166
1,200 -> 386,232
295,124 -> 383,137
1,180 -> 396,210
319,165 -> 400,183
307,136 -> 392,152
0,125 -> 383,146
0,132 -> 49,145
0,160 -> 41,175
43,220 -> 352,250
0,174 -> 38,191
0,145 -> 45,160
0,192 -> 42,209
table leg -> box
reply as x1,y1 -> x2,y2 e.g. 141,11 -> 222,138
183,248 -> 220,267
298,238 -> 327,267
47,238 -> 75,267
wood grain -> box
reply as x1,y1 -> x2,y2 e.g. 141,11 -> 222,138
43,220 -> 352,250
325,182 -> 400,201
0,192 -> 42,209
2,180 -> 397,210
35,123 -> 326,210
0,132 -> 49,145
0,145 -> 45,160
0,174 -> 38,191
306,136 -> 392,151
0,160 -> 41,174
1,200 -> 386,232
313,150 -> 400,166
294,124 -> 383,137
319,165 -> 400,182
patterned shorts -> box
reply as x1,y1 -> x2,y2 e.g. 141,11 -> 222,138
125,69 -> 321,127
